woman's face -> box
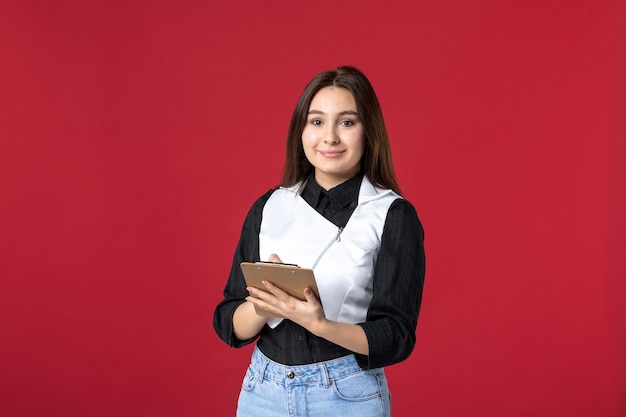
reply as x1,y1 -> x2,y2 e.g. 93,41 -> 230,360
301,86 -> 365,190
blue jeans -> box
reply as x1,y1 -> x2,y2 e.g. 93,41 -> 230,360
237,346 -> 391,417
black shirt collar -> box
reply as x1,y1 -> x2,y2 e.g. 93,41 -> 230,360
301,174 -> 363,214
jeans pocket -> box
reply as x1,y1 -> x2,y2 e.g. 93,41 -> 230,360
332,370 -> 383,402
241,366 -> 259,392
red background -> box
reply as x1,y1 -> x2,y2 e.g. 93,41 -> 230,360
1,1 -> 624,416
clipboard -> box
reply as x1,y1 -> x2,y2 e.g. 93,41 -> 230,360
240,262 -> 320,316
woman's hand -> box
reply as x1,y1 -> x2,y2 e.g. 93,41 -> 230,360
246,280 -> 326,331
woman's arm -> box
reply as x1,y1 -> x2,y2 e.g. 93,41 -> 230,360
232,300 -> 269,341
357,199 -> 425,368
213,190 -> 274,347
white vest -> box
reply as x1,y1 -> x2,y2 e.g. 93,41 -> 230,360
259,177 -> 400,328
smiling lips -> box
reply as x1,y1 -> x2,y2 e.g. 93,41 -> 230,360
319,150 -> 345,158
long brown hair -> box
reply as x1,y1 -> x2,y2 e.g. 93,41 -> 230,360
281,66 -> 401,195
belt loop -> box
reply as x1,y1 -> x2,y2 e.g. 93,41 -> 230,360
258,357 -> 269,384
318,362 -> 331,388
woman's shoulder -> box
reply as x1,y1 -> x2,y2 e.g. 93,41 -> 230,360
388,198 -> 418,218
249,179 -> 307,210
250,188 -> 277,212
240,188 -> 278,232
389,196 -> 415,211
386,197 -> 424,237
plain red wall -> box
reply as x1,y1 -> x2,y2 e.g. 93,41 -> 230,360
1,1 -> 624,416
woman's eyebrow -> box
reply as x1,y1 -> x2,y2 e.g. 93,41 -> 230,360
307,109 -> 359,116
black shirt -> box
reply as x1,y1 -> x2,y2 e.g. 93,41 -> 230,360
213,175 -> 425,369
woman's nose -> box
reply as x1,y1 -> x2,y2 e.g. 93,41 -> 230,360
324,127 -> 339,144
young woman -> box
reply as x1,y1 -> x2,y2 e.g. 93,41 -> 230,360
213,66 -> 425,417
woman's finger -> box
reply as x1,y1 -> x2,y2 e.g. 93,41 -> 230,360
268,253 -> 283,263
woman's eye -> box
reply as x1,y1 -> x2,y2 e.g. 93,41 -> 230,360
310,119 -> 322,126
340,120 -> 354,127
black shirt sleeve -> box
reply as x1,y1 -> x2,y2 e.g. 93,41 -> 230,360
212,189 -> 274,347
356,198 -> 426,369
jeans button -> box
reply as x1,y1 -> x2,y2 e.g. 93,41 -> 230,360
287,371 -> 295,379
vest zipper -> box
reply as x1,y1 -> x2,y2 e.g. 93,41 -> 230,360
336,227 -> 344,242
311,227 -> 343,270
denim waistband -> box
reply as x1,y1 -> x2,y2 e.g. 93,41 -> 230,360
250,346 -> 364,386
